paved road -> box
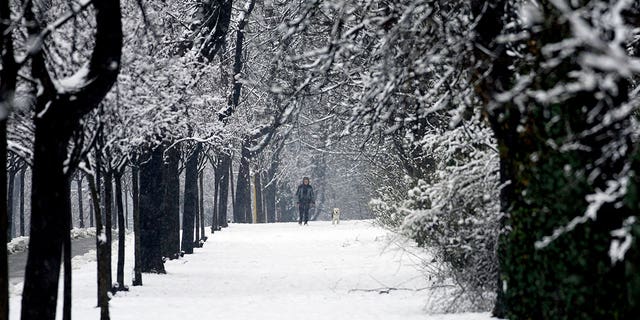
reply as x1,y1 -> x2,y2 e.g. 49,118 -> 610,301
8,236 -> 98,287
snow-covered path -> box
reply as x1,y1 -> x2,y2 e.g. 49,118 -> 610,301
9,220 -> 492,319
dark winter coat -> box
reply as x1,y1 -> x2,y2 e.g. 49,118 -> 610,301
295,184 -> 315,205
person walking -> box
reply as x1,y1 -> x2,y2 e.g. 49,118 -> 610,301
295,177 -> 315,225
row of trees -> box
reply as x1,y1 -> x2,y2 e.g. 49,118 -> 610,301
0,0 -> 322,319
11,0 -> 614,319
262,0 -> 640,319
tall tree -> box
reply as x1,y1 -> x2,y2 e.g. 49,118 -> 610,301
6,153 -> 21,239
139,146 -> 166,273
0,0 -> 15,315
102,169 -> 114,287
212,156 -> 221,231
160,145 -> 181,259
18,167 -> 25,236
217,153 -> 231,227
131,165 -> 142,285
472,1 -> 640,318
194,169 -> 201,245
265,134 -> 287,223
77,171 -> 85,228
254,170 -> 264,223
21,0 -> 122,318
198,169 -> 205,240
182,144 -> 201,254
62,181 -> 72,320
86,165 -> 111,320
114,168 -> 127,291
234,143 -> 252,223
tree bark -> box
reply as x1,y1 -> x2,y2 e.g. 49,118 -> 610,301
18,168 -> 25,236
472,1 -> 639,318
87,171 -> 110,320
217,154 -> 230,228
7,169 -> 14,239
77,172 -> 85,228
111,184 -> 117,231
139,147 -> 166,273
265,158 -> 278,223
199,170 -> 205,240
228,155 -> 235,224
131,166 -> 142,285
0,121 -> 7,320
102,170 -> 113,288
182,144 -> 200,254
228,0 -> 257,223
89,194 -> 94,228
7,168 -> 17,241
255,171 -> 264,223
21,120 -> 72,320
212,159 -> 220,232
160,145 -> 180,259
20,0 -> 122,316
0,0 -> 15,314
124,182 -> 128,230
194,176 -> 201,246
195,0 -> 233,61
234,145 -> 251,223
469,2 -> 510,315
278,183 -> 290,221
228,0 -> 256,113
114,171 -> 126,291
63,180 -> 71,320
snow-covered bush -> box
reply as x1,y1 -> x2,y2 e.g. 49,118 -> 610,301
371,114 -> 500,310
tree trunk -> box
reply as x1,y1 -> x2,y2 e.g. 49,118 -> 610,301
265,163 -> 277,223
111,184 -> 117,231
139,147 -> 166,273
234,145 -> 251,223
21,0 -> 122,313
0,0 -> 15,314
229,155 -> 235,221
471,1 -> 640,318
19,168 -> 25,236
21,126 -> 72,320
199,170 -> 205,241
124,181 -> 128,230
194,176 -> 201,247
63,180 -> 71,320
87,171 -> 110,320
114,172 -> 126,291
215,154 -> 231,228
0,120 -> 8,320
77,172 -> 85,228
212,160 -> 220,232
89,195 -> 94,228
131,166 -> 142,285
160,145 -> 180,259
194,0 -> 232,61
102,170 -> 113,288
228,0 -> 256,112
255,171 -> 264,223
278,184 -> 289,222
182,144 -> 200,254
7,169 -> 14,240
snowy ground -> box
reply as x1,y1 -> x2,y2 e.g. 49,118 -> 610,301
9,220 -> 493,319
7,227 -> 97,255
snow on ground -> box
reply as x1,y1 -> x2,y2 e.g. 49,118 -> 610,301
9,220 -> 493,320
7,227 -> 97,255
6,236 -> 29,255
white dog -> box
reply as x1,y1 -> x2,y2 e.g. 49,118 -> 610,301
332,208 -> 341,225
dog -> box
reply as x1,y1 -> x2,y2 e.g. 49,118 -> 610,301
332,208 -> 341,225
